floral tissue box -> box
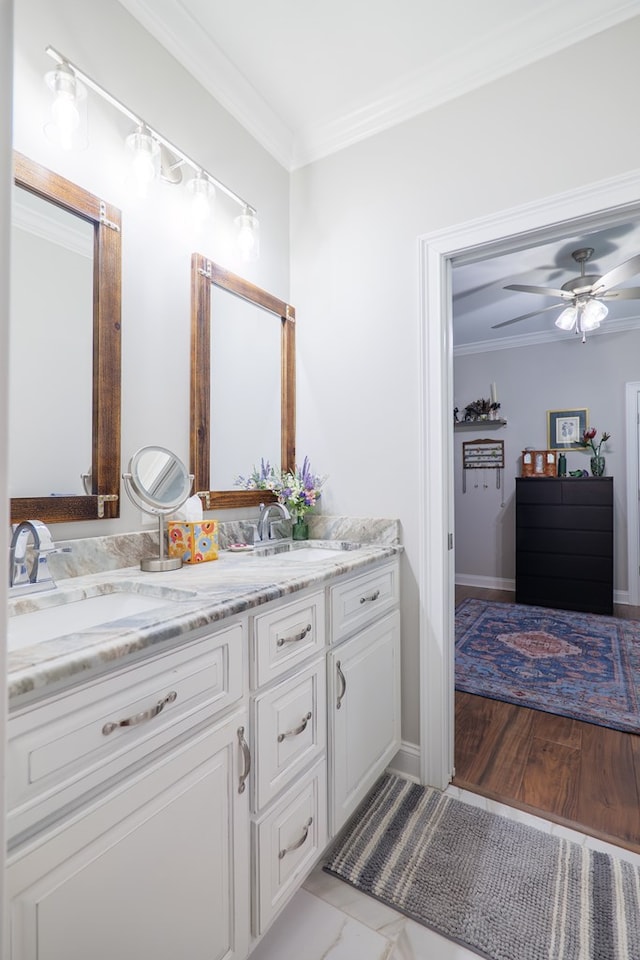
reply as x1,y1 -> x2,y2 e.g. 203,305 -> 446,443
168,520 -> 218,563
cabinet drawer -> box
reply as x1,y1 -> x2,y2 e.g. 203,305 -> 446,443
7,621 -> 244,844
252,758 -> 327,936
252,590 -> 325,688
252,657 -> 326,811
330,561 -> 399,645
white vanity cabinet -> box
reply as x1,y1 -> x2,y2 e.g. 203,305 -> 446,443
5,549 -> 402,960
328,562 -> 401,835
5,621 -> 250,960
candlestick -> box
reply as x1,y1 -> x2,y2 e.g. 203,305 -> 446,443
490,382 -> 497,405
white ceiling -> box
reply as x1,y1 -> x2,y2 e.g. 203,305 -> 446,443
116,0 -> 640,171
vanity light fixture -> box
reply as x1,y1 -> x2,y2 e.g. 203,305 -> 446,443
44,46 -> 260,256
44,61 -> 87,151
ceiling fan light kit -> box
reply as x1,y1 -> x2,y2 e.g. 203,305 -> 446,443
497,246 -> 640,342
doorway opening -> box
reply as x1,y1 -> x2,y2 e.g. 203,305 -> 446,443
418,169 -> 640,849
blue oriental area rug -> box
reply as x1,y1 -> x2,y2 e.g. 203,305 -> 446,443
455,598 -> 640,733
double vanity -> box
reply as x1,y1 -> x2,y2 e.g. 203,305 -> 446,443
4,528 -> 401,960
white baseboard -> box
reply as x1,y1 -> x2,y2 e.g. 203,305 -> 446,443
387,740 -> 421,783
455,573 -> 515,592
456,575 -> 629,607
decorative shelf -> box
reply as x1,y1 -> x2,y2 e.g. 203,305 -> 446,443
454,419 -> 507,431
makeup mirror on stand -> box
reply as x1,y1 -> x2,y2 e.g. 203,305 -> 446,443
123,445 -> 193,571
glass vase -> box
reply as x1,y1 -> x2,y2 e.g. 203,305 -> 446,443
292,517 -> 309,541
590,456 -> 605,477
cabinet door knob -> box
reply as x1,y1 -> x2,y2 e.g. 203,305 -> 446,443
102,691 -> 177,735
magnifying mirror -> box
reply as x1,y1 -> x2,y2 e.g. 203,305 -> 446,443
123,445 -> 193,571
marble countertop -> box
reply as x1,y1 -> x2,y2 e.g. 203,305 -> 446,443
7,541 -> 401,709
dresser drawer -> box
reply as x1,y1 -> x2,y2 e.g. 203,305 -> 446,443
252,590 -> 325,688
252,657 -> 326,811
330,561 -> 399,645
7,621 -> 244,843
252,758 -> 327,936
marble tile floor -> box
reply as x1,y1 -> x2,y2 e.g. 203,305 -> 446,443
249,784 -> 640,960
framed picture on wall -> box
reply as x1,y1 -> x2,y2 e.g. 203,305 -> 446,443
547,408 -> 588,449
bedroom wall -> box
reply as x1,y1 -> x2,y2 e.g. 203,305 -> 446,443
453,327 -> 640,595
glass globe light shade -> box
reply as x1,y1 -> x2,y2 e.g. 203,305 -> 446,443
186,173 -> 216,223
555,306 -> 577,331
235,207 -> 260,261
126,127 -> 160,196
581,299 -> 608,331
44,65 -> 87,151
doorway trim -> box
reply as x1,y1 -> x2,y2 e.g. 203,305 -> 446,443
625,381 -> 640,607
418,167 -> 640,789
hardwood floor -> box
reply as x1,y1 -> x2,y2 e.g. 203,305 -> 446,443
454,586 -> 640,853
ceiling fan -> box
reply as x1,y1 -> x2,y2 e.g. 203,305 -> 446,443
493,247 -> 640,341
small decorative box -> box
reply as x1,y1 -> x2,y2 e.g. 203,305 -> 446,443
521,450 -> 557,477
168,520 -> 218,563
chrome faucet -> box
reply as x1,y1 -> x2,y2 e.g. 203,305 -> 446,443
257,502 -> 291,541
9,520 -> 70,594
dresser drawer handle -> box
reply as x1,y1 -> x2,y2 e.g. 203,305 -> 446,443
237,726 -> 251,794
277,623 -> 312,647
102,691 -> 177,735
277,712 -> 312,743
359,589 -> 380,604
279,817 -> 313,859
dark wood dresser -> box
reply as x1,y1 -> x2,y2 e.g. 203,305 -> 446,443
515,477 -> 613,615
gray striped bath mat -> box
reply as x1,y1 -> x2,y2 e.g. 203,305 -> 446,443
324,774 -> 640,960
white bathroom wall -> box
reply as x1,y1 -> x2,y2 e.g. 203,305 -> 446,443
453,328 -> 640,594
290,18 -> 640,744
11,0 -> 290,539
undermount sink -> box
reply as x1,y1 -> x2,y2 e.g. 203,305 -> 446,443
254,541 -> 361,562
7,586 -> 195,652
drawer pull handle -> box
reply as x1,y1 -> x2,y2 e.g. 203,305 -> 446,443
360,589 -> 380,604
277,623 -> 312,647
279,817 -> 313,860
277,712 -> 312,743
336,660 -> 346,710
102,691 -> 177,735
237,725 -> 251,794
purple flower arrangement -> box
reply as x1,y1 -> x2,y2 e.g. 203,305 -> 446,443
235,456 -> 326,520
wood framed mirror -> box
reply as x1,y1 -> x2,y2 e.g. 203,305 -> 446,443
10,152 -> 122,523
190,255 -> 295,509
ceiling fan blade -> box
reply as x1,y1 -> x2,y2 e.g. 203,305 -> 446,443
591,252 -> 640,294
598,286 -> 640,301
491,303 -> 563,329
504,283 -> 572,299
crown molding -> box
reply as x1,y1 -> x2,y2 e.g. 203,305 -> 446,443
454,314 -> 640,356
115,0 -> 295,169
291,2 -> 640,167
117,0 -> 640,171
13,198 -> 93,259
